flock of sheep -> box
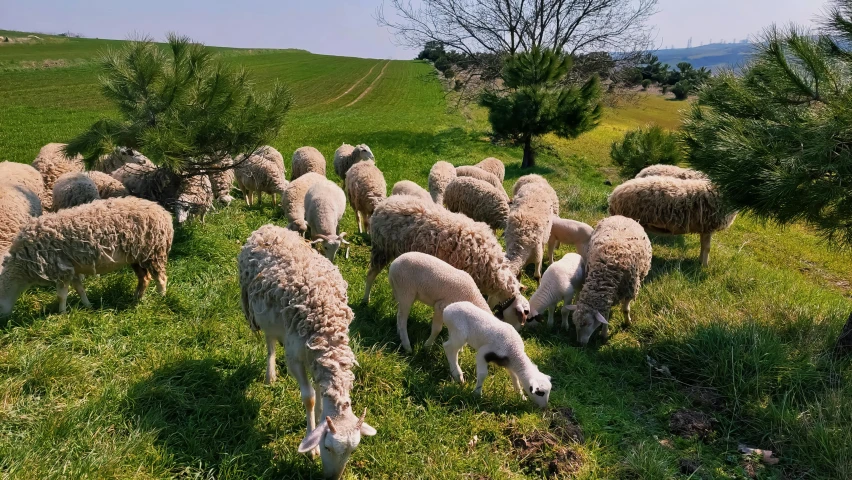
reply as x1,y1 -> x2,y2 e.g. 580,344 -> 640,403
0,141 -> 736,479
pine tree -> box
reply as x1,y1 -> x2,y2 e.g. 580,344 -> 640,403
683,1 -> 852,245
479,48 -> 602,168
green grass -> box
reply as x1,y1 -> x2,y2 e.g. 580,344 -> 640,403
1,34 -> 851,479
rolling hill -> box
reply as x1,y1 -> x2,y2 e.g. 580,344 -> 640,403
654,42 -> 754,71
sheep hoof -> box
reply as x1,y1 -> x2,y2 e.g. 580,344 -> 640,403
473,387 -> 482,396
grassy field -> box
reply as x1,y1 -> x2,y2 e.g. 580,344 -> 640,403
1,31 -> 851,479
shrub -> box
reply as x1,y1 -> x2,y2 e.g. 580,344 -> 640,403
672,81 -> 691,100
641,79 -> 652,90
434,57 -> 451,74
610,125 -> 682,176
661,84 -> 669,94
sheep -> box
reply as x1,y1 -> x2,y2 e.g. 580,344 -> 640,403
333,143 -> 375,180
238,225 -> 376,478
364,195 -> 530,329
443,176 -> 509,231
442,301 -> 552,408
31,143 -> 85,211
93,147 -> 153,174
390,180 -> 432,203
388,252 -> 491,352
565,215 -> 651,346
428,160 -> 456,204
608,176 -> 737,266
85,171 -> 128,198
547,217 -> 593,263
282,172 -> 326,235
504,183 -> 554,280
635,164 -> 708,180
456,165 -> 507,199
292,146 -> 327,181
175,175 -> 213,224
205,157 -> 236,206
512,174 -> 559,215
52,172 -> 99,210
0,183 -> 42,255
527,253 -> 584,329
0,197 -> 173,316
475,157 -> 505,183
344,161 -> 386,234
0,161 -> 46,205
305,179 -> 350,261
234,146 -> 288,207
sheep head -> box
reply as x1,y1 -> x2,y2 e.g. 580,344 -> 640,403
311,233 -> 351,261
298,407 -> 377,480
355,144 -> 374,162
522,370 -> 552,408
492,294 -> 530,331
564,304 -> 608,346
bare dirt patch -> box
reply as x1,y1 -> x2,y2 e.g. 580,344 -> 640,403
684,385 -> 723,409
669,409 -> 714,440
506,408 -> 584,477
548,407 -> 584,444
19,59 -> 69,69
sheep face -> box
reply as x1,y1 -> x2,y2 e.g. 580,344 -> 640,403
174,204 -> 190,224
500,294 -> 530,331
355,145 -> 374,162
312,233 -> 350,262
217,194 -> 234,206
523,371 -> 552,408
570,304 -> 608,346
298,412 -> 377,479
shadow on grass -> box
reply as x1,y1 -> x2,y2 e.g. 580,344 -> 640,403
504,163 -> 555,182
124,358 -> 316,478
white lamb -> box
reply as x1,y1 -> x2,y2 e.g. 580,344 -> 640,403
547,217 -> 593,263
527,253 -> 585,329
442,301 -> 552,408
305,178 -> 350,261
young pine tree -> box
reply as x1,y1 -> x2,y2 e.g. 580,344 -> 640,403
479,48 -> 602,168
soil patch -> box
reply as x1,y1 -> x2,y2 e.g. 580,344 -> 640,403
548,407 -> 584,444
669,409 -> 714,440
684,385 -> 723,409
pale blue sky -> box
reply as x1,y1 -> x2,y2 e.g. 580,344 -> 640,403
0,0 -> 826,59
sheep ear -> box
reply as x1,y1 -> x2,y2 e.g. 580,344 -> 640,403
564,304 -> 577,311
594,310 -> 608,325
298,423 -> 327,453
519,285 -> 527,292
360,421 -> 377,436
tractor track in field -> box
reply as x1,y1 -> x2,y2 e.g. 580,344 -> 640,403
325,61 -> 382,104
345,61 -> 390,107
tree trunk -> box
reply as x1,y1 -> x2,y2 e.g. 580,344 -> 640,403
521,136 -> 535,169
835,311 -> 852,358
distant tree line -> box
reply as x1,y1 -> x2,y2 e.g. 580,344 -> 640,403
629,54 -> 711,100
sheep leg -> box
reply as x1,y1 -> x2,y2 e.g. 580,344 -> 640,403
561,306 -> 571,331
356,211 -> 364,234
152,268 -> 168,295
473,350 -> 490,396
256,191 -> 263,206
424,307 -> 444,348
264,333 -> 277,384
56,282 -> 69,313
443,338 -> 465,383
272,193 -> 278,206
131,264 -> 152,301
547,306 -> 555,328
362,265 -> 381,303
72,275 -> 91,308
244,190 -> 253,206
364,214 -> 372,234
285,349 -> 319,458
621,299 -> 632,327
534,243 -> 544,280
396,297 -> 414,353
700,232 -> 713,267
508,370 -> 526,398
547,239 -> 557,264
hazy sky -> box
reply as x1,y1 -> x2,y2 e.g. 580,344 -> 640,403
0,0 -> 829,59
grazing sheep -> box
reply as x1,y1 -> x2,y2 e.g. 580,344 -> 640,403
442,301 -> 552,408
205,158 -> 235,206
333,143 -> 375,180
93,147 -> 153,174
0,161 -> 46,205
504,183 -> 554,279
52,172 -> 99,210
547,217 -> 593,263
364,195 -> 530,329
344,161 -> 386,234
528,253 -> 584,329
565,215 -> 651,346
305,179 -> 350,261
292,146 -> 327,180
234,146 -> 288,206
390,180 -> 432,203
428,160 -> 456,204
0,197 -> 173,316
282,172 -> 326,235
389,252 -> 491,352
0,183 -> 42,255
608,176 -> 736,266
443,176 -> 509,230
475,157 -> 505,183
512,174 -> 559,215
31,143 -> 85,211
456,165 -> 507,198
175,175 -> 213,224
636,164 -> 708,180
85,171 -> 128,198
238,225 -> 376,477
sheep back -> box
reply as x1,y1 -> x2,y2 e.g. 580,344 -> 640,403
305,179 -> 347,236
475,157 -> 506,182
93,147 -> 153,174
52,172 -> 99,210
344,161 -> 387,219
505,187 -> 553,273
292,146 -> 327,180
456,165 -> 506,198
86,171 -> 128,198
0,183 -> 42,254
513,175 -> 559,215
176,175 -> 213,216
391,180 -> 432,203
333,143 -> 375,180
234,147 -> 288,197
282,172 -> 326,232
635,164 -> 708,180
428,160 -> 456,204
0,161 -> 46,205
31,143 -> 85,210
443,176 -> 509,230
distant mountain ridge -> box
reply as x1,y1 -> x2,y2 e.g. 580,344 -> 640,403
653,42 -> 754,72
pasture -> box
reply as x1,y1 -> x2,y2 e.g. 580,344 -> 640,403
1,31 -> 851,479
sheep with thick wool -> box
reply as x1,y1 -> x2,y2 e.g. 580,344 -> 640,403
443,176 -> 509,231
0,197 -> 173,316
344,161 -> 386,234
175,175 -> 213,224
512,174 -> 559,215
111,162 -> 176,203
635,164 -> 707,180
0,161 -> 46,206
389,252 -> 491,352
567,215 -> 651,346
333,143 -> 375,181
32,143 -> 85,211
456,165 -> 507,199
93,147 -> 153,174
475,157 -> 506,183
234,146 -> 288,207
282,172 -> 326,235
204,157 -> 235,206
238,225 -> 376,478
391,180 -> 432,203
0,183 -> 42,255
305,178 -> 350,261
292,146 -> 327,180
85,171 -> 128,198
547,217 -> 593,263
428,160 -> 456,204
528,253 -> 584,329
442,301 -> 552,408
52,172 -> 99,210
608,176 -> 736,266
364,195 -> 530,329
504,183 -> 554,280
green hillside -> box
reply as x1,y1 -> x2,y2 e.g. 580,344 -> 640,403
1,33 -> 850,479
654,42 -> 754,71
